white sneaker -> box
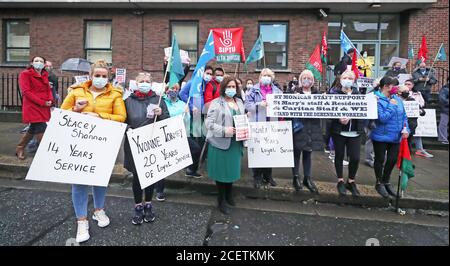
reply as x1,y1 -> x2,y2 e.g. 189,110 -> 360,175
76,220 -> 90,243
343,160 -> 349,166
92,209 -> 110,228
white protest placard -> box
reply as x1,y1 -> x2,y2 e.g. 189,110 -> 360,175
233,115 -> 250,141
26,108 -> 126,186
74,75 -> 90,84
266,94 -> 378,119
115,68 -> 126,84
403,101 -> 420,118
247,121 -> 294,168
357,77 -> 375,88
126,115 -> 193,189
414,109 -> 438,137
164,47 -> 190,65
388,57 -> 409,68
397,74 -> 412,85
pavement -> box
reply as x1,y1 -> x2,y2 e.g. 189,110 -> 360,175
0,121 -> 448,211
0,181 -> 448,246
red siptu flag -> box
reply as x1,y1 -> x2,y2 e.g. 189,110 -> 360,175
351,50 -> 360,78
321,31 -> 328,64
305,44 -> 323,81
417,35 -> 428,64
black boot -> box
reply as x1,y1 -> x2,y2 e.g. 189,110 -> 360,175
264,176 -> 277,187
254,176 -> 262,189
384,183 -> 398,197
225,183 -> 235,207
345,181 -> 361,197
375,183 -> 389,198
293,175 -> 302,192
303,176 -> 319,194
337,180 -> 347,196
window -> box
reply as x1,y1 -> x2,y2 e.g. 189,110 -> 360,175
327,15 -> 342,40
85,21 -> 112,64
342,15 -> 379,40
380,15 -> 399,41
258,22 -> 288,69
170,21 -> 198,65
4,20 -> 30,63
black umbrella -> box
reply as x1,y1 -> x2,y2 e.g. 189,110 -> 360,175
61,58 -> 91,73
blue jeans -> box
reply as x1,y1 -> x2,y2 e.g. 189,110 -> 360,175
72,185 -> 107,219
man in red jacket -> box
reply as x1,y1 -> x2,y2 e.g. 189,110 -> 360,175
203,67 -> 224,113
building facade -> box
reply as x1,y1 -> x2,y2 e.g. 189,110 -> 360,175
0,0 -> 448,108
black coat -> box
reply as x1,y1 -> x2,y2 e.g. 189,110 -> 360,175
384,68 -> 407,78
329,88 -> 365,135
123,92 -> 170,173
290,88 -> 323,152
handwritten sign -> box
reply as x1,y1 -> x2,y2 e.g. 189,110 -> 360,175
26,109 -> 126,186
233,115 -> 250,141
414,109 -> 438,137
403,101 -> 420,118
74,75 -> 90,84
356,77 -> 375,88
247,121 -> 294,168
164,47 -> 191,65
126,115 -> 193,189
115,68 -> 126,84
266,94 -> 378,119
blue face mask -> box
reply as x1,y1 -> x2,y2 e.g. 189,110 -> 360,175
33,62 -> 44,71
340,79 -> 353,88
204,74 -> 212,82
92,77 -> 108,89
261,76 -> 272,85
137,82 -> 151,94
215,76 -> 224,83
225,88 -> 236,98
168,90 -> 178,98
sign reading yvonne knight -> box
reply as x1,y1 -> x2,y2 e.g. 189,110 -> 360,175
247,121 -> 294,168
266,94 -> 378,119
126,115 -> 193,189
26,109 -> 127,187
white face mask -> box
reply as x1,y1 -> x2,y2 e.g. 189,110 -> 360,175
261,76 -> 272,85
92,77 -> 108,88
246,84 -> 253,90
302,79 -> 312,87
215,76 -> 224,83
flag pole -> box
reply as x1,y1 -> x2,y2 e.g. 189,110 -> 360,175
395,170 -> 402,213
424,42 -> 443,88
234,63 -> 239,77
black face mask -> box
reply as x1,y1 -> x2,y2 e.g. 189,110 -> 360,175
401,92 -> 410,99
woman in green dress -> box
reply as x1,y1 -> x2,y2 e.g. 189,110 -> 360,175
205,76 -> 245,215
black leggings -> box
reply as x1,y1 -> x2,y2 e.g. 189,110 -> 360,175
131,170 -> 154,204
332,134 -> 361,180
292,150 -> 312,177
372,140 -> 400,184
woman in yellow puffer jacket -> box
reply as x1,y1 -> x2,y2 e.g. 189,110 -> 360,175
60,59 -> 126,243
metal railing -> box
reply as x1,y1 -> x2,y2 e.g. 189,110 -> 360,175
0,73 -> 74,111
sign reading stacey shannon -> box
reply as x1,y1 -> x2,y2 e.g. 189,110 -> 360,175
26,108 -> 126,187
126,115 -> 193,189
266,94 -> 378,119
247,121 -> 294,168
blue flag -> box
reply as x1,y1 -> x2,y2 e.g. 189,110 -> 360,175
437,45 -> 447,61
168,35 -> 184,89
189,31 -> 216,97
245,34 -> 264,65
340,31 -> 356,53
